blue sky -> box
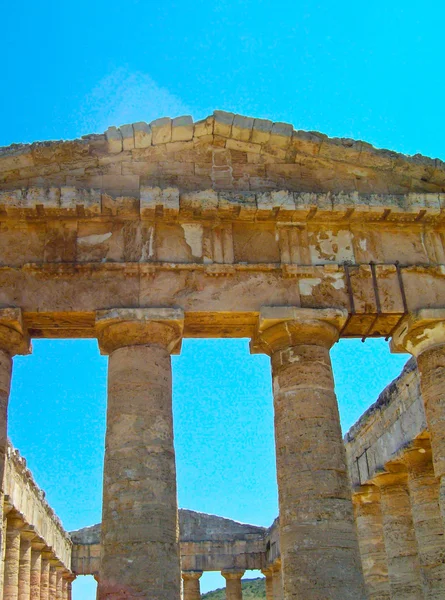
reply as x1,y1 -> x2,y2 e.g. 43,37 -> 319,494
3,0 -> 443,596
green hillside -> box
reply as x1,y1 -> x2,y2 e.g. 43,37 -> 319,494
202,577 -> 266,600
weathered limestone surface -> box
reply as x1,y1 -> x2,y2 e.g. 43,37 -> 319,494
96,309 -> 183,600
222,570 -> 245,600
391,310 -> 445,526
181,571 -> 202,600
352,486 -> 390,600
401,442 -> 445,600
252,307 -> 366,600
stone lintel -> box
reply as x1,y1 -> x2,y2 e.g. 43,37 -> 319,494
0,308 -> 31,356
391,308 -> 445,356
95,307 -> 184,355
250,306 -> 348,355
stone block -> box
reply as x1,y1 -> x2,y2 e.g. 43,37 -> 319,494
226,139 -> 261,154
119,124 -> 135,151
172,116 -> 194,142
232,115 -> 254,142
151,117 -> 172,145
251,119 -> 273,144
105,127 -> 123,154
269,122 -> 293,148
213,111 -> 234,137
140,186 -> 180,218
194,117 -> 214,138
133,122 -> 152,148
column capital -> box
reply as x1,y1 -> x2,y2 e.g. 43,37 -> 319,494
390,308 -> 445,356
250,307 -> 347,355
373,469 -> 408,489
261,567 -> 274,577
95,308 -> 184,355
0,308 -> 31,356
397,438 -> 433,470
221,570 -> 245,580
181,571 -> 203,581
352,484 -> 381,506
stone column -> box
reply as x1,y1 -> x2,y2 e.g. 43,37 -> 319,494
63,574 -> 75,600
399,439 -> 445,600
251,307 -> 366,600
222,571 -> 245,600
271,562 -> 283,600
30,541 -> 44,600
40,552 -> 51,600
4,515 -> 24,600
391,309 -> 445,525
181,571 -> 202,600
55,566 -> 64,600
0,309 -> 30,599
18,530 -> 35,600
48,562 -> 57,600
260,568 -> 274,600
373,471 -> 423,600
352,485 -> 390,600
96,308 -> 184,600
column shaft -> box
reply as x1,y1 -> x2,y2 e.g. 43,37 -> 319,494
261,569 -> 274,600
417,347 -> 445,524
272,567 -> 283,600
55,569 -> 63,600
271,345 -> 365,598
4,518 -> 23,600
40,557 -> 50,600
30,547 -> 42,600
48,565 -> 57,600
376,474 -> 423,600
181,572 -> 202,600
17,534 -> 33,600
353,486 -> 390,600
403,445 -> 445,600
222,572 -> 244,600
99,344 -> 180,599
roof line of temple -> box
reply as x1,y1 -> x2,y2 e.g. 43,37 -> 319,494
343,357 -> 417,444
1,110 -> 444,173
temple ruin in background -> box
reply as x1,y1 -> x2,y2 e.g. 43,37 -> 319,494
0,110 -> 444,599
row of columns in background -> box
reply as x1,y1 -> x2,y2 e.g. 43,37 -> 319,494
181,565 -> 282,600
1,306 -> 445,600
354,438 -> 445,600
2,512 -> 74,600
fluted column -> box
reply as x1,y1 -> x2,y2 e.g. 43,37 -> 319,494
48,562 -> 57,600
260,568 -> 274,600
30,541 -> 44,600
352,485 -> 390,600
399,439 -> 445,600
181,571 -> 202,600
96,308 -> 184,600
40,552 -> 51,600
392,309 -> 445,526
0,309 -> 30,599
55,566 -> 64,600
18,531 -> 35,600
222,570 -> 245,600
251,307 -> 366,600
373,471 -> 423,600
4,516 -> 24,600
64,574 -> 75,600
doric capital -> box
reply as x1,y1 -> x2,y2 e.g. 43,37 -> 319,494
397,438 -> 432,470
352,484 -> 381,506
95,308 -> 184,355
372,469 -> 408,490
250,307 -> 347,355
181,571 -> 203,581
0,308 -> 31,356
390,308 -> 445,357
221,570 -> 245,580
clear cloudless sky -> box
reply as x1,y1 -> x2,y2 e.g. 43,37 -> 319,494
2,1 -> 444,596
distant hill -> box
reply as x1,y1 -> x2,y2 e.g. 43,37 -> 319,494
202,577 -> 266,600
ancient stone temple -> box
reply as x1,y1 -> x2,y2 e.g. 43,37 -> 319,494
0,110 -> 444,599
